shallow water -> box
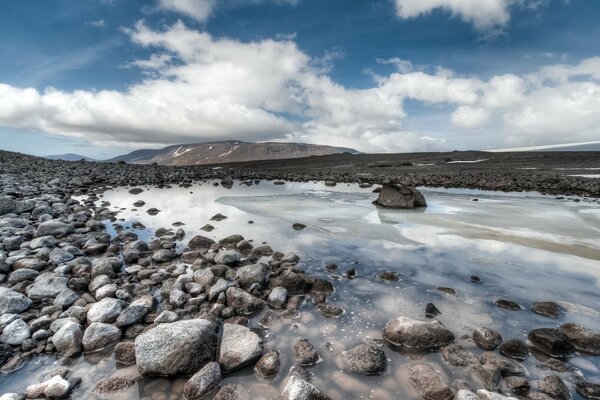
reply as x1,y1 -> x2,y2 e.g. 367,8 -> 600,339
2,181 -> 600,399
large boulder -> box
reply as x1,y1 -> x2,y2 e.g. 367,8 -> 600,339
0,287 -> 32,315
383,317 -> 455,349
135,319 -> 218,376
218,323 -> 263,372
375,185 -> 427,209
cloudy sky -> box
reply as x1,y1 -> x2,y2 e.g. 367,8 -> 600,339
1,0 -> 599,158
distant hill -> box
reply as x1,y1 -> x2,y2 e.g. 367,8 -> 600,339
489,141 -> 600,152
44,153 -> 97,162
106,141 -> 359,166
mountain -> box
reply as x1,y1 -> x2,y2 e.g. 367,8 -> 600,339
489,141 -> 600,152
106,141 -> 358,166
44,153 -> 97,162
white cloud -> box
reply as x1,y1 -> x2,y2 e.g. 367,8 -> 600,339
157,0 -> 215,22
0,21 -> 599,152
86,19 -> 106,28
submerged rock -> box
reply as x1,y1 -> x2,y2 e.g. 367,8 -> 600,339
499,339 -> 529,361
441,344 -> 478,367
255,350 -> 280,378
383,317 -> 455,349
558,323 -> 600,355
408,363 -> 453,400
94,376 -> 140,395
213,383 -> 249,400
135,319 -> 218,376
294,337 -> 320,366
538,375 -> 570,400
183,362 -> 222,400
532,302 -> 564,319
280,376 -> 329,400
473,327 -> 503,351
375,184 -> 427,209
340,343 -> 387,375
528,328 -> 575,358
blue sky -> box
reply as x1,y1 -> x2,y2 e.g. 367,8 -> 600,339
0,0 -> 599,158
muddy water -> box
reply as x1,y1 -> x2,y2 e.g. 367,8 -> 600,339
2,181 -> 600,399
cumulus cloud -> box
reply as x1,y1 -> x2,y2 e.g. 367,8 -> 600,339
157,0 -> 215,22
0,21 -> 599,152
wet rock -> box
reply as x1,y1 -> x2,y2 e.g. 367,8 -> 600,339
0,319 -> 30,346
495,299 -> 522,311
215,250 -> 241,265
480,352 -> 526,376
558,323 -> 600,355
538,375 -> 570,400
236,263 -> 268,289
82,322 -> 122,352
294,337 -> 320,366
214,383 -> 249,400
375,185 -> 427,209
408,363 -> 453,400
426,303 -> 441,318
280,376 -> 329,400
383,317 -> 455,349
152,248 -> 174,263
441,344 -> 479,366
473,327 -> 503,351
211,213 -> 228,221
183,362 -> 222,400
116,295 -> 154,328
87,298 -> 123,324
528,328 -> 575,358
114,342 -> 136,365
255,350 -> 280,378
218,323 -> 263,372
188,235 -> 216,250
267,287 -> 287,309
0,287 -> 32,315
506,376 -> 530,397
135,319 -> 218,376
94,376 -> 139,395
225,287 -> 265,315
576,380 -> 600,400
292,223 -> 306,231
377,271 -> 399,281
34,220 -> 74,238
340,343 -> 387,375
43,375 -> 71,398
457,390 -> 478,400
499,339 -> 529,361
532,302 -> 564,319
147,208 -> 160,215
269,269 -> 310,295
477,390 -> 518,400
317,304 -> 344,318
52,321 -> 83,357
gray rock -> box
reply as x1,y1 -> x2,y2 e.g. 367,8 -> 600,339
280,376 -> 329,400
52,321 -> 83,357
25,273 -> 69,300
43,375 -> 71,398
441,344 -> 479,366
538,375 -> 570,400
135,319 -> 218,376
457,391 -> 478,400
559,323 -> 600,355
8,268 -> 39,284
34,220 -> 75,238
340,343 -> 387,375
477,390 -> 518,400
408,363 -> 453,400
82,322 -> 122,352
0,319 -> 30,345
87,298 -> 123,324
49,247 -> 75,264
235,264 -> 268,289
215,250 -> 241,265
0,287 -> 32,315
474,327 -> 503,351
116,296 -> 154,328
154,310 -> 178,324
183,362 -> 222,400
54,288 -> 79,308
267,287 -> 287,309
532,302 -> 564,319
114,342 -> 136,365
383,317 -> 455,349
29,235 -> 57,250
225,287 -> 265,315
218,323 -> 263,372
213,383 -> 249,400
255,350 -> 280,378
188,235 -> 215,250
293,337 -> 320,366
152,249 -> 174,263
209,278 -> 233,302
95,283 -> 118,300
375,185 -> 427,209
528,328 -> 575,358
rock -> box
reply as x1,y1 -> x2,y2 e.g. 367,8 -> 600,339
116,296 -> 154,328
87,298 -> 123,324
267,287 -> 287,309
236,264 -> 268,289
477,390 -> 518,400
82,322 -> 122,352
538,375 -> 570,400
408,363 -> 453,400
294,337 -> 320,366
34,220 -> 75,238
375,184 -> 427,209
25,273 -> 69,300
54,288 -> 79,308
29,235 -> 57,249
441,344 -> 479,366
495,299 -> 522,310
426,303 -> 441,318
152,249 -> 174,263
576,380 -> 600,400
383,317 -> 455,349
183,362 -> 222,400
135,319 -> 218,376
211,213 -> 228,221
559,323 -> 600,355
269,269 -> 310,294
457,390 -> 478,400
154,310 -> 178,324
94,376 -> 139,395
226,287 -> 265,315
532,302 -> 564,319
0,319 -> 30,346
280,376 -> 329,400
340,343 -> 387,375
188,235 -> 215,250
499,339 -> 529,361
210,278 -> 234,302
0,394 -> 24,400
114,342 -> 136,365
480,352 -> 526,377
292,223 -> 306,231
214,383 -> 249,400
43,375 -> 71,398
528,328 -> 575,358
317,304 -> 344,318
377,271 -> 399,281
505,376 -> 530,397
218,323 -> 263,372
8,268 -> 39,284
52,321 -> 83,357
0,287 -> 31,315
473,327 -> 503,351
255,350 -> 280,378
215,250 -> 241,265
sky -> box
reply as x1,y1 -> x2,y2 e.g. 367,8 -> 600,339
0,0 -> 599,159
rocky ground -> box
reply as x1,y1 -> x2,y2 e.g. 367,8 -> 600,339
0,149 -> 600,399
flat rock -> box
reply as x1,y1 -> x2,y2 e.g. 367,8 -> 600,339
218,323 -> 263,372
383,317 -> 455,349
559,323 -> 600,355
25,273 -> 68,300
0,287 -> 32,315
340,343 -> 387,375
532,302 -> 564,319
528,328 -> 575,358
293,337 -> 320,366
441,344 -> 479,366
473,328 -> 503,351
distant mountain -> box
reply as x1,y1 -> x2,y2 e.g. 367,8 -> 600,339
489,141 -> 600,152
44,153 -> 97,162
106,141 -> 359,166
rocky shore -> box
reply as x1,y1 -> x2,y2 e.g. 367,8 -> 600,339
1,149 -> 600,399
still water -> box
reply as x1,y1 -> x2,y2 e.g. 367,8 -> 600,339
2,181 -> 600,399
